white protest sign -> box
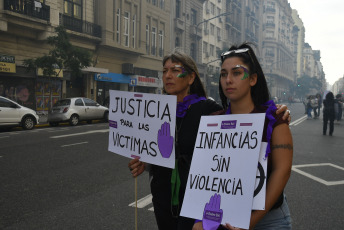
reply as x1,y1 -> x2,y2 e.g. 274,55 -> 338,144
180,113 -> 265,229
252,142 -> 267,210
108,90 -> 176,169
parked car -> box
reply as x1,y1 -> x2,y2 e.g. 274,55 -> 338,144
48,97 -> 109,126
0,96 -> 39,130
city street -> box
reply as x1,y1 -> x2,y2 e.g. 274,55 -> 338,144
0,102 -> 343,230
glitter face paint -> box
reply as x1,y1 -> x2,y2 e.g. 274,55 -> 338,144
234,64 -> 249,80
175,65 -> 188,78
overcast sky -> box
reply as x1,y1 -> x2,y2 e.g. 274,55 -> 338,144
288,0 -> 344,86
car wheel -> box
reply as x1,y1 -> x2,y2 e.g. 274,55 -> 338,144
104,111 -> 109,122
22,116 -> 35,130
49,122 -> 59,127
69,114 -> 79,126
87,120 -> 92,124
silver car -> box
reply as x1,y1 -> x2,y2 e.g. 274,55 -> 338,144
0,96 -> 39,130
48,97 -> 109,126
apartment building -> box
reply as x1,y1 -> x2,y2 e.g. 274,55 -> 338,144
0,0 -> 170,112
261,0 -> 297,100
201,0 -> 262,101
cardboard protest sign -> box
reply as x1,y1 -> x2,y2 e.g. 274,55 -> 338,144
252,142 -> 267,210
108,90 -> 176,169
180,113 -> 265,229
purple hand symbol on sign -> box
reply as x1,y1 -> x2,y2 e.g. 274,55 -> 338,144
202,193 -> 223,230
157,122 -> 173,158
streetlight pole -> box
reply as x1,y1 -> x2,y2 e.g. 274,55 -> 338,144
195,11 -> 233,62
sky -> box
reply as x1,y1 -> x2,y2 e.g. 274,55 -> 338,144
288,0 -> 344,86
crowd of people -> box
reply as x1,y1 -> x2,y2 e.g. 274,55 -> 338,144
302,92 -> 342,136
128,42 -> 293,230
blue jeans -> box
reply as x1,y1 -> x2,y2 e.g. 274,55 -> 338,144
307,107 -> 313,118
254,195 -> 292,230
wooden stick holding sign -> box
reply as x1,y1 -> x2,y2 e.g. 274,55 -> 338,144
107,90 -> 177,227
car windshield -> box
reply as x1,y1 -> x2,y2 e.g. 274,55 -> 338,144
54,99 -> 71,106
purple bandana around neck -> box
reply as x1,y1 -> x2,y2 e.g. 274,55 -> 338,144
176,94 -> 206,118
225,100 -> 277,158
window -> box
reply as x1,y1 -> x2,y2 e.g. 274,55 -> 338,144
124,12 -> 130,47
210,24 -> 215,35
152,0 -> 157,6
132,15 -> 136,48
83,98 -> 97,106
116,9 -> 120,43
159,0 -> 165,9
175,37 -> 180,47
151,27 -> 157,55
146,25 -> 150,53
210,45 -> 214,57
176,0 -> 181,18
210,3 -> 215,15
190,43 -> 196,61
75,99 -> 84,106
64,0 -> 82,19
159,30 -> 164,57
203,42 -> 208,54
191,9 -> 197,25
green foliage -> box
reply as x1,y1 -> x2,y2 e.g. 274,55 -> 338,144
23,25 -> 91,78
295,75 -> 323,97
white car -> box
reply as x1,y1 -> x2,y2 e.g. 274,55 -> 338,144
0,96 -> 39,130
48,97 -> 109,126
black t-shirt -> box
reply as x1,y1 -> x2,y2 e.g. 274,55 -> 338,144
150,99 -> 223,207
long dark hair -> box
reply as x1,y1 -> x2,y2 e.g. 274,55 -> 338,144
163,51 -> 207,98
219,42 -> 270,109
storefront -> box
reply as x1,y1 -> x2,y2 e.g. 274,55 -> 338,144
129,75 -> 163,94
0,54 -> 37,110
95,72 -> 131,107
35,68 -> 63,114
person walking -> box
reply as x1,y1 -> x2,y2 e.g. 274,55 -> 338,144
323,92 -> 335,136
194,43 -> 293,230
335,94 -> 342,122
306,96 -> 313,119
316,93 -> 322,118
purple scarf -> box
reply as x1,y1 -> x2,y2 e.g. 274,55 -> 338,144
225,100 -> 277,158
176,94 -> 206,118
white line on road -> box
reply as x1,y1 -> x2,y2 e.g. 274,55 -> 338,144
289,115 -> 307,126
61,142 -> 88,147
292,163 -> 344,186
50,129 -> 108,138
128,194 -> 153,208
0,136 -> 10,139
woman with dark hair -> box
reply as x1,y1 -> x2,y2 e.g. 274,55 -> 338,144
323,92 -> 335,135
129,50 -> 290,230
194,43 -> 293,230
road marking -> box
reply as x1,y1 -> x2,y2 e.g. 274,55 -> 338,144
50,129 -> 108,138
61,142 -> 88,147
290,115 -> 307,126
0,136 -> 10,139
292,163 -> 344,186
128,194 -> 152,208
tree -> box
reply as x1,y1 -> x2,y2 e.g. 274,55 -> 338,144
24,25 -> 92,78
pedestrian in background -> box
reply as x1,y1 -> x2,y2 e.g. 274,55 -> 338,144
335,94 -> 342,122
306,95 -> 313,119
310,95 -> 318,118
323,91 -> 335,136
316,93 -> 322,118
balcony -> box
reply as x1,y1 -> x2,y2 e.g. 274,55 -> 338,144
59,14 -> 101,38
174,18 -> 185,32
4,0 -> 50,21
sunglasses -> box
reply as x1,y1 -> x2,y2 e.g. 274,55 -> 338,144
221,48 -> 252,63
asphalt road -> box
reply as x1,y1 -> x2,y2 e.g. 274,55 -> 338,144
0,102 -> 343,230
